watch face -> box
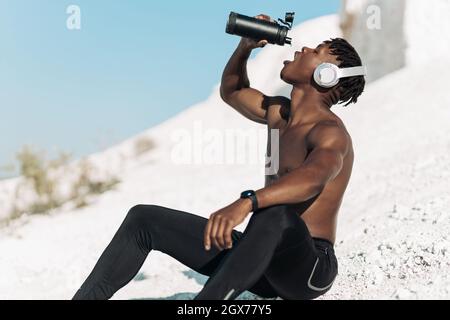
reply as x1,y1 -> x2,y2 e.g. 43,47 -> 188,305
241,190 -> 255,198
240,190 -> 257,212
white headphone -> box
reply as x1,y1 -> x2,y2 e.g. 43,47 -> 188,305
313,63 -> 367,88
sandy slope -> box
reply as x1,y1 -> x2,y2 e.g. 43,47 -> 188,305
0,14 -> 449,300
322,56 -> 450,299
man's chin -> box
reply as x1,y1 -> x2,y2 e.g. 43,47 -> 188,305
280,67 -> 286,80
280,70 -> 292,84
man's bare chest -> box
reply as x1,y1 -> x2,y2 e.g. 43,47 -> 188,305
266,125 -> 312,175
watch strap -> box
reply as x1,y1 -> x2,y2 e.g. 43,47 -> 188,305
240,190 -> 259,212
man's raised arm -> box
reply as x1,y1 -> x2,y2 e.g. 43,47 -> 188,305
219,33 -> 270,124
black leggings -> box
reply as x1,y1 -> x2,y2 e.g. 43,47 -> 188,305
72,204 -> 338,300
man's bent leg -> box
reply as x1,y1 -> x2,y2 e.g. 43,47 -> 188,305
72,204 -> 243,300
194,204 -> 304,300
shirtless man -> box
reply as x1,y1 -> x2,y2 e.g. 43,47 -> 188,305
73,14 -> 365,301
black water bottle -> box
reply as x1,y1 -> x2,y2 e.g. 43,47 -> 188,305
225,12 -> 295,46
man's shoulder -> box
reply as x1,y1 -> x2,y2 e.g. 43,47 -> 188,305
306,119 -> 351,152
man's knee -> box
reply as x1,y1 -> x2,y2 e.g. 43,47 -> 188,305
124,204 -> 161,227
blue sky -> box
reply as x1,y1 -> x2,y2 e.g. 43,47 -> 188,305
0,0 -> 339,177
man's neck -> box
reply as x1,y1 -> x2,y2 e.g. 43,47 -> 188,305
288,84 -> 333,127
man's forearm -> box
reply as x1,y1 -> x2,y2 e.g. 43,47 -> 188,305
254,169 -> 324,210
220,44 -> 252,96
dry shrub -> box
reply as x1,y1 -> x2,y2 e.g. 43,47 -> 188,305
134,136 -> 156,157
5,146 -> 120,222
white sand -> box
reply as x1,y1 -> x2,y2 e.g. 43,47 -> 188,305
0,12 -> 449,300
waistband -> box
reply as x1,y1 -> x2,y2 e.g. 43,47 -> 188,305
312,237 -> 334,247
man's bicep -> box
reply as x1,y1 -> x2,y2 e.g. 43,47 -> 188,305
223,87 -> 268,124
302,147 -> 345,183
303,124 -> 350,183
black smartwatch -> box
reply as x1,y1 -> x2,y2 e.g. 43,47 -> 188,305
240,190 -> 259,212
